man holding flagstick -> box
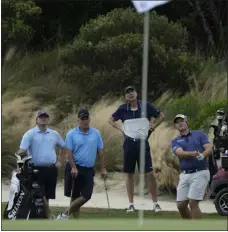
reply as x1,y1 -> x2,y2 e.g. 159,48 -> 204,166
131,0 -> 170,225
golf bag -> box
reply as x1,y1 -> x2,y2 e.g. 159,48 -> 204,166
210,109 -> 228,160
3,152 -> 47,220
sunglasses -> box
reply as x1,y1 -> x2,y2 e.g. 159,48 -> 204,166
125,89 -> 135,94
38,115 -> 49,118
80,116 -> 89,120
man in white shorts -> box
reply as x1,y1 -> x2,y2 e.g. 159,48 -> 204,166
171,114 -> 212,219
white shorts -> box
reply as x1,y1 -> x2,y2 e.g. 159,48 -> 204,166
176,169 -> 210,201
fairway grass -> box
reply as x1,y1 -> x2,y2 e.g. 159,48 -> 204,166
2,203 -> 227,231
1,203 -> 221,219
2,218 -> 227,231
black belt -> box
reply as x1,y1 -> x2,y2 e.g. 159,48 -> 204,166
76,164 -> 93,170
182,167 -> 208,174
125,136 -> 146,142
34,164 -> 56,169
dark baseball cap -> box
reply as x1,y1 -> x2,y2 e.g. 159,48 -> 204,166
124,86 -> 136,94
78,109 -> 90,119
36,110 -> 49,118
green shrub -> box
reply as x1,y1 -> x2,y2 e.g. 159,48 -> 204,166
164,92 -> 201,121
163,91 -> 227,133
197,99 -> 228,132
61,8 -> 202,101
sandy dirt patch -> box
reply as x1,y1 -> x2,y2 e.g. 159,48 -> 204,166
2,172 -> 217,213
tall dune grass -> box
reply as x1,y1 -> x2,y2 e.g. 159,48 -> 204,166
1,94 -> 180,192
158,59 -> 227,133
2,96 -> 40,177
2,49 -> 227,193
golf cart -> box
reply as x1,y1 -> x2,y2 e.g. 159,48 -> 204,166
209,150 -> 228,216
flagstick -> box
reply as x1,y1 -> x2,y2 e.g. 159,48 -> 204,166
138,10 -> 150,227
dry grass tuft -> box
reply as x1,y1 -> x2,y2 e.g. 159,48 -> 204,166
2,96 -> 40,176
149,122 -> 180,190
192,59 -> 227,101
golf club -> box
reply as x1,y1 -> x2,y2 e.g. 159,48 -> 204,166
68,179 -> 75,217
103,178 -> 111,216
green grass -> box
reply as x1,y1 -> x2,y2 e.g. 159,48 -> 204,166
1,203 -> 222,220
2,218 -> 227,231
2,203 -> 227,230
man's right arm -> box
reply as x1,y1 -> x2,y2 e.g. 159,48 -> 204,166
175,148 -> 198,158
171,140 -> 198,158
67,149 -> 77,169
65,131 -> 78,175
17,132 -> 31,153
108,117 -> 124,134
67,149 -> 78,178
108,107 -> 124,134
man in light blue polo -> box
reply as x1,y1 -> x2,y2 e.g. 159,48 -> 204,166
171,114 -> 212,219
18,110 -> 66,218
57,108 -> 107,219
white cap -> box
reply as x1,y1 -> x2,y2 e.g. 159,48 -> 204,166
173,114 -> 187,123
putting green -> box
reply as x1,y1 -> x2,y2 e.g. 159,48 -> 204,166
2,218 -> 227,231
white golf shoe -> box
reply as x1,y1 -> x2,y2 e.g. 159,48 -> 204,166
153,203 -> 162,212
56,212 -> 68,220
126,205 -> 136,213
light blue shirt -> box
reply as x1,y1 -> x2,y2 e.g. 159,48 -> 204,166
65,126 -> 104,168
20,126 -> 65,166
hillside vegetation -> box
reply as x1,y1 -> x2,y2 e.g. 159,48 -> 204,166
2,8 -> 227,193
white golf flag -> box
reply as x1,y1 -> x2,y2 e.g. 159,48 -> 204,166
132,0 -> 169,13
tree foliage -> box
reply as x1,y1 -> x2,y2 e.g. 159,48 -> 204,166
61,8 -> 202,101
1,0 -> 41,55
2,0 -> 227,59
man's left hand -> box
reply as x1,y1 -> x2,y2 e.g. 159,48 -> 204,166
55,162 -> 62,168
196,153 -> 205,161
100,168 -> 108,180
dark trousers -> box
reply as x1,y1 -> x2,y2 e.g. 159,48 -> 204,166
34,165 -> 58,199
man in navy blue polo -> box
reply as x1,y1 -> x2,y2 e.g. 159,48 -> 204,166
171,114 -> 212,219
109,86 -> 165,212
57,109 -> 107,219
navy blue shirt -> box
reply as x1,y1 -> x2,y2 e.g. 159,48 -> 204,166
171,130 -> 210,170
112,100 -> 160,122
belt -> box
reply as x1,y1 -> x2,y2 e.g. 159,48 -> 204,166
125,136 -> 146,142
76,164 -> 93,170
34,164 -> 56,169
182,167 -> 208,174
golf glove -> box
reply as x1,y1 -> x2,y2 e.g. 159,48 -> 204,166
196,153 -> 204,160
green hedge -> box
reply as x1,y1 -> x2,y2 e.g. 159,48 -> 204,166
163,91 -> 227,132
61,8 -> 202,101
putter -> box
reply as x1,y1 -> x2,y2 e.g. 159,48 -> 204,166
68,179 -> 75,217
103,178 -> 111,215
